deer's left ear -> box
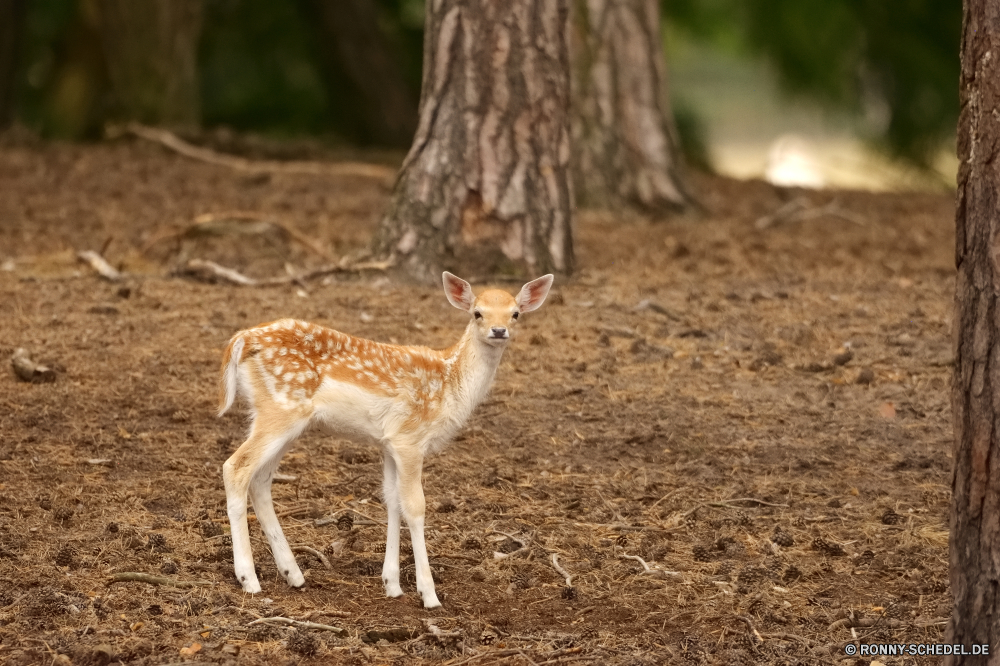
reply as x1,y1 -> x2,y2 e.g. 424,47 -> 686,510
516,274 -> 554,313
442,272 -> 476,312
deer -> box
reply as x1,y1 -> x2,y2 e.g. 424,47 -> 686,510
217,272 -> 554,608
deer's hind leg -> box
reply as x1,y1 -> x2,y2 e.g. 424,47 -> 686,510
223,411 -> 309,593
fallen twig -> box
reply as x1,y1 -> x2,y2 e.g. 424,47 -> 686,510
490,531 -> 530,560
181,259 -> 257,286
143,211 -> 335,261
314,507 -> 386,527
708,498 -> 789,509
247,615 -> 346,636
291,545 -> 331,569
738,615 -> 764,645
178,257 -> 393,287
274,502 -> 313,518
518,649 -> 541,666
298,609 -> 351,620
755,197 -> 864,230
77,250 -> 123,281
109,572 -> 213,588
0,593 -> 28,611
119,123 -> 397,182
11,348 -> 56,383
617,551 -> 682,580
550,553 -> 574,587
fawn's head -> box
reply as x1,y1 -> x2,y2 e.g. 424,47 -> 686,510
443,272 -> 554,347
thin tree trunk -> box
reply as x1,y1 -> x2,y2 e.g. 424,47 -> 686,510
299,0 -> 418,147
0,0 -> 26,128
948,1 -> 1000,662
372,0 -> 574,283
570,0 -> 688,211
96,0 -> 203,128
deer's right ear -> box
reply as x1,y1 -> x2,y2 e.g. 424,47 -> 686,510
442,272 -> 476,312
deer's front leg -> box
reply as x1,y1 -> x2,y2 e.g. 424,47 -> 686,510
381,453 -> 404,598
395,449 -> 441,609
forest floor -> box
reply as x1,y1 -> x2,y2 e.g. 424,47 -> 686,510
0,136 -> 956,665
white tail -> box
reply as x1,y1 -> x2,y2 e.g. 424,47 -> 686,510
218,337 -> 244,416
218,272 -> 553,608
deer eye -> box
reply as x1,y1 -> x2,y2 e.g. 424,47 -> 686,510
474,311 -> 483,320
512,312 -> 519,320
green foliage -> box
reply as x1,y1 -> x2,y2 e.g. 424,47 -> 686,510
666,0 -> 961,165
673,99 -> 713,173
199,0 -> 328,135
12,0 -> 959,163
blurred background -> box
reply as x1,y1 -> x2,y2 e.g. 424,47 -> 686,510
0,0 -> 960,191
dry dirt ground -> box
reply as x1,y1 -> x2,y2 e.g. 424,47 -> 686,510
0,137 -> 956,665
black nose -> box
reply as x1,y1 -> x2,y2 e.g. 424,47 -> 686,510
490,327 -> 508,337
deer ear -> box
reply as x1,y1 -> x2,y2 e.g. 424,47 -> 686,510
516,274 -> 554,313
442,272 -> 475,312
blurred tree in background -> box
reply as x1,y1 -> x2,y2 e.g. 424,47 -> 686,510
297,0 -> 418,146
97,0 -> 203,128
666,0 -> 961,166
197,0 -> 330,136
571,0 -> 690,212
3,0 -> 960,166
0,0 -> 26,129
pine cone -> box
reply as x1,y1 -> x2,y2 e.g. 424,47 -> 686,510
782,565 -> 803,583
880,510 -> 902,525
336,513 -> 354,532
148,533 -> 169,553
692,544 -> 713,562
200,520 -> 223,538
287,631 -> 319,656
771,527 -> 794,548
812,537 -> 846,556
54,545 -> 75,567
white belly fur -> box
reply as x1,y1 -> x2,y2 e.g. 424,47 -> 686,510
311,378 -> 398,443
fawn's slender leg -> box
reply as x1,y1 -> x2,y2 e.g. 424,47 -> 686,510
381,452 -> 404,598
223,417 -> 305,593
223,432 -> 263,594
248,421 -> 308,588
395,447 -> 440,608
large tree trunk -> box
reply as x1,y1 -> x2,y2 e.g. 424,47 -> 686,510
299,0 -> 418,147
570,0 -> 688,211
95,0 -> 203,128
373,0 -> 574,283
0,0 -> 26,129
948,1 -> 1000,662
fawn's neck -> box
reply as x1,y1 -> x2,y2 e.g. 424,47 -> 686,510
444,322 -> 506,421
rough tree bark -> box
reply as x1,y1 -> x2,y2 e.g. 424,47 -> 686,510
372,0 -> 574,283
95,0 -> 203,128
948,1 -> 1000,663
0,0 -> 26,129
570,0 -> 688,211
299,0 -> 418,147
